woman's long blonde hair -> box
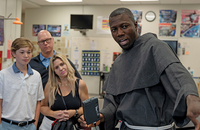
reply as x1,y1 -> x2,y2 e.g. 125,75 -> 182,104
48,53 -> 76,107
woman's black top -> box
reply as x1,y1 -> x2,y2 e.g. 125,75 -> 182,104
47,79 -> 81,121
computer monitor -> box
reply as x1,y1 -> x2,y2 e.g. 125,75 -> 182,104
70,15 -> 93,29
163,40 -> 178,53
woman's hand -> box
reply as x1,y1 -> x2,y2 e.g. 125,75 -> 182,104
68,109 -> 77,118
53,110 -> 69,121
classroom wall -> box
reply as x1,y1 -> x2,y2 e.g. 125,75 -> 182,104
0,0 -> 22,68
24,4 -> 200,94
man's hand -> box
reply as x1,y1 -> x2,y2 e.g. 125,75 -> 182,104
78,114 -> 103,128
186,95 -> 200,130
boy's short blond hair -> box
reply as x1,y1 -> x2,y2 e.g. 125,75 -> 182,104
11,37 -> 34,53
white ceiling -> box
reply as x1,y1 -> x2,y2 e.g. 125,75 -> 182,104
22,0 -> 200,13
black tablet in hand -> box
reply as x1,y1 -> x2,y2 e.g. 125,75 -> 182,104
82,97 -> 100,125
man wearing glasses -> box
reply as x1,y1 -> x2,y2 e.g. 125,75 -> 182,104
29,30 -> 81,129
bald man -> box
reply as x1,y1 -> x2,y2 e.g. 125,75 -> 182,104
29,30 -> 81,129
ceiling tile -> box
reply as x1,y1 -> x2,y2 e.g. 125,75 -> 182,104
100,0 -> 122,4
84,0 -> 104,5
181,0 -> 200,4
29,0 -> 83,5
22,0 -> 200,11
140,1 -> 160,4
120,1 -> 141,4
29,0 -> 52,5
22,1 -> 41,8
160,0 -> 181,4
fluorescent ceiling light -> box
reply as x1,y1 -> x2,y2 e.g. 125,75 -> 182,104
120,0 -> 158,1
46,0 -> 82,2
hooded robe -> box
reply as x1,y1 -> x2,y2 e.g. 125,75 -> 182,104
100,33 -> 198,130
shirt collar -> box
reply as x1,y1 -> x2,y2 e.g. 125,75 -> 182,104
12,63 -> 33,75
40,50 -> 56,61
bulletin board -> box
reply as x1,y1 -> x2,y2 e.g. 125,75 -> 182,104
178,38 -> 200,77
81,50 -> 100,76
70,37 -> 122,94
70,37 -> 122,72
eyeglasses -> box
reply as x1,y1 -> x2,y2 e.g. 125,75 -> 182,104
38,38 -> 52,45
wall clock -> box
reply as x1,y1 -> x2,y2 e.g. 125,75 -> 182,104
145,11 -> 156,22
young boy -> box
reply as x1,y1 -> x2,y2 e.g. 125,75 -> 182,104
0,37 -> 44,130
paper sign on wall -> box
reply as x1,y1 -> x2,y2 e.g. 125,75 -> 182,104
0,51 -> 2,70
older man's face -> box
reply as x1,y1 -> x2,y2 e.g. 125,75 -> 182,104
37,31 -> 54,55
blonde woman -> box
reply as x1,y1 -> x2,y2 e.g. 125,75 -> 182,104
40,53 -> 90,130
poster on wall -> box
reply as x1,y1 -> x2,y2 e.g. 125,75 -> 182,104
0,51 -> 2,70
159,23 -> 176,36
47,25 -> 61,37
7,39 -> 12,59
181,10 -> 200,24
62,24 -> 70,36
137,24 -> 142,36
180,23 -> 199,37
102,49 -> 111,71
131,10 -> 142,23
74,60 -> 79,70
159,10 -> 177,23
32,24 -> 46,36
90,40 -> 97,50
0,16 -> 4,46
97,16 -> 111,34
81,50 -> 100,76
113,52 -> 121,62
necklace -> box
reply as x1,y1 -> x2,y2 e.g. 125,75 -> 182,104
61,84 -> 67,86
59,82 -> 68,87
